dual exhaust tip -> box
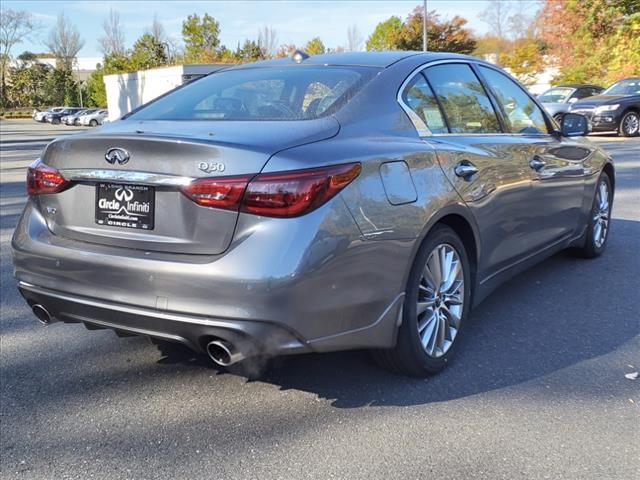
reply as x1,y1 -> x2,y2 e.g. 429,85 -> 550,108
31,304 -> 245,368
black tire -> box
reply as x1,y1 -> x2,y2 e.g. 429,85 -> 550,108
619,111 -> 640,137
52,118 -> 60,125
577,172 -> 613,258
90,119 -> 98,127
374,224 -> 472,377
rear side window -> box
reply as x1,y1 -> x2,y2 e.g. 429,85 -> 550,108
401,74 -> 447,134
128,66 -> 377,121
424,64 -> 501,134
479,66 -> 549,134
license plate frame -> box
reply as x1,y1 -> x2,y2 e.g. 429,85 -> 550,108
95,183 -> 155,230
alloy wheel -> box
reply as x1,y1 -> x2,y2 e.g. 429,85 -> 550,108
593,180 -> 610,248
622,113 -> 639,136
417,243 -> 464,358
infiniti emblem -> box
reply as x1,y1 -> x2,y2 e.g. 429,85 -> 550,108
105,147 -> 130,165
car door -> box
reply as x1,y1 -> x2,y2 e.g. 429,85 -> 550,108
405,62 -> 537,280
476,65 -> 590,251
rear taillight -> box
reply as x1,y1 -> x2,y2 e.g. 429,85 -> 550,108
180,163 -> 361,218
27,161 -> 71,195
242,163 -> 361,217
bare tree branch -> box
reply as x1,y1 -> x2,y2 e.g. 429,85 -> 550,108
258,26 -> 277,58
479,0 -> 512,44
0,9 -> 38,104
347,24 -> 363,52
98,8 -> 125,56
45,13 -> 85,71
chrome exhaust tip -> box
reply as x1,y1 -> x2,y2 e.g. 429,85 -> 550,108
206,340 -> 245,367
32,304 -> 52,325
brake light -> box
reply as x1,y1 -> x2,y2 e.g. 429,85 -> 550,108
180,163 -> 361,217
241,163 -> 361,217
26,161 -> 71,195
180,175 -> 253,209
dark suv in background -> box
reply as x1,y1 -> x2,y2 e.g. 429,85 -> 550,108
569,77 -> 640,136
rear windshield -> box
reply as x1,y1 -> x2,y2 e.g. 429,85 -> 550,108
127,66 -> 378,121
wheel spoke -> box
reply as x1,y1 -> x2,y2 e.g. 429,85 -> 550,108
442,305 -> 461,329
417,299 -> 435,316
418,311 -> 436,333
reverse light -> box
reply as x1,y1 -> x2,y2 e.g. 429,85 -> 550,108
180,175 -> 253,209
26,161 -> 71,195
180,163 -> 362,218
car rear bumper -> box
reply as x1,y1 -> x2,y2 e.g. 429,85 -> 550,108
12,198 -> 411,356
17,281 -> 309,356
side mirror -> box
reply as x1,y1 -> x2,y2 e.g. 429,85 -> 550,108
568,97 -> 578,104
561,113 -> 590,137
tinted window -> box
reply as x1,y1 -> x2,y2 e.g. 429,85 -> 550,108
538,87 -> 574,103
424,64 -> 501,134
479,66 -> 549,134
401,74 -> 447,134
128,67 -> 377,121
603,78 -> 640,95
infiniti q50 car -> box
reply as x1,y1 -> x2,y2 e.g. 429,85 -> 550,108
12,52 -> 614,377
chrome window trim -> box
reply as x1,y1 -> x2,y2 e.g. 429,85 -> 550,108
58,169 -> 194,187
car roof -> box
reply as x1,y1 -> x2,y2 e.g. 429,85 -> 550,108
230,51 -> 475,69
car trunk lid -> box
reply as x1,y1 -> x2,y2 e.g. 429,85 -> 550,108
36,118 -> 339,254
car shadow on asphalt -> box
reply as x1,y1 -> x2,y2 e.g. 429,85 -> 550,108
156,218 -> 640,408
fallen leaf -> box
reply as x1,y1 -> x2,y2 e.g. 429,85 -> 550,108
624,372 -> 638,380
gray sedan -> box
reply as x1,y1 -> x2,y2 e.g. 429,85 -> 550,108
12,52 -> 613,377
539,84 -> 604,124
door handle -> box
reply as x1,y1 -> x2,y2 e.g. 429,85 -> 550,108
529,156 -> 546,171
454,162 -> 478,179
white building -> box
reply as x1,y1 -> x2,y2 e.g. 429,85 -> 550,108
102,64 -> 227,121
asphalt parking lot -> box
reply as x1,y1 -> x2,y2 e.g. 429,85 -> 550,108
1,119 -> 638,479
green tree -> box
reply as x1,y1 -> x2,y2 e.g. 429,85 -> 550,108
538,0 -> 640,84
130,33 -> 168,70
235,40 -> 264,62
365,16 -> 402,51
395,7 -> 476,54
7,56 -> 51,107
182,13 -> 221,63
43,68 -> 78,106
304,37 -> 326,55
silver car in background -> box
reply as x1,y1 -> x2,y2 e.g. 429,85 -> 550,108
63,108 -> 97,126
79,109 -> 108,126
538,84 -> 604,124
13,52 -> 614,377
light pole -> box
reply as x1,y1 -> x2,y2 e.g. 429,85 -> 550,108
423,0 -> 428,52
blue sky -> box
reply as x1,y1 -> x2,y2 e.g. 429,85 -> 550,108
5,1 -> 497,57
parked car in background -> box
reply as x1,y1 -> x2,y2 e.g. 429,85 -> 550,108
33,107 -> 63,122
13,52 -> 614,377
63,109 -> 97,126
79,109 -> 108,126
569,77 -> 640,136
46,107 -> 83,125
538,84 -> 604,124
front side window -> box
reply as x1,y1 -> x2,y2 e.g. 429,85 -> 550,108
424,64 -> 501,134
127,66 -> 377,121
401,74 -> 447,134
479,66 -> 549,134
